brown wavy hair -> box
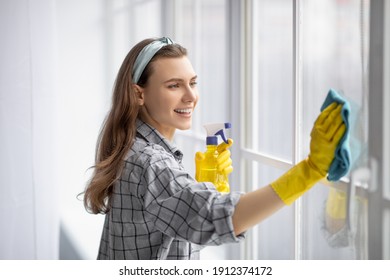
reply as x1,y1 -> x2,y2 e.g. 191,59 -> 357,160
83,38 -> 187,214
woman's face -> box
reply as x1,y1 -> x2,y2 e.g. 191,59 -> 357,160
138,56 -> 199,141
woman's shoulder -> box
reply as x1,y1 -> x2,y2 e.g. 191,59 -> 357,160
125,136 -> 175,165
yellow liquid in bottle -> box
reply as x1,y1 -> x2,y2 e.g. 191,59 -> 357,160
198,145 -> 230,194
198,145 -> 218,183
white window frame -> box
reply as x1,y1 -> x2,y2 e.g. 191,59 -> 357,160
367,0 -> 390,260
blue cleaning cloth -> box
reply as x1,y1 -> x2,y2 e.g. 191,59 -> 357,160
320,88 -> 351,181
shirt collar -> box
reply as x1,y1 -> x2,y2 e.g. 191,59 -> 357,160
136,118 -> 183,162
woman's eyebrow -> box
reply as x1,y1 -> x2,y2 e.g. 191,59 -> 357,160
164,75 -> 198,83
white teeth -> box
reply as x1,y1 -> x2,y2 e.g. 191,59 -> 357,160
175,108 -> 192,113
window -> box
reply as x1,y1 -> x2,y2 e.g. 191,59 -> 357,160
300,0 -> 370,260
245,0 -> 295,260
238,0 -> 372,259
241,0 -> 371,260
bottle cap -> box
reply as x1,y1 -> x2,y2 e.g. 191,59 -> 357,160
206,136 -> 218,145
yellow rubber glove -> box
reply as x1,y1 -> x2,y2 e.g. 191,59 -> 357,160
195,138 -> 233,181
271,103 -> 346,205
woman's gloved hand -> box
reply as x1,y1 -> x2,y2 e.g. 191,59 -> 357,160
195,138 -> 233,181
308,102 -> 345,177
270,102 -> 346,205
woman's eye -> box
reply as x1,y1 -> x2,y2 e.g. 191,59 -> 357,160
168,83 -> 179,89
190,81 -> 198,87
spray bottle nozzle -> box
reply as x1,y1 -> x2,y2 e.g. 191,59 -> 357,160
203,122 -> 231,144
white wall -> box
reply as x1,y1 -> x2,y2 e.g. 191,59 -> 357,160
0,0 -> 59,259
55,0 -> 109,259
0,0 -> 110,260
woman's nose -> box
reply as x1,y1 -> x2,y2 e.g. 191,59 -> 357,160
183,86 -> 198,103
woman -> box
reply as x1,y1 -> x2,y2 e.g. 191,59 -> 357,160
83,37 -> 345,260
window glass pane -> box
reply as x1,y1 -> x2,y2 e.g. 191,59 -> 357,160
301,184 -> 367,259
248,160 -> 295,259
174,0 -> 228,163
251,0 -> 293,161
301,0 -> 369,170
301,0 -> 370,259
197,0 -> 228,128
176,0 -> 228,136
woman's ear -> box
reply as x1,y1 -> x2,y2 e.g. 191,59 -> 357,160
132,84 -> 145,106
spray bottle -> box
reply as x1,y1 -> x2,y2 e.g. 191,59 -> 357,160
198,123 -> 232,193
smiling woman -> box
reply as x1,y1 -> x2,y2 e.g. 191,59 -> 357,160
81,37 -> 345,260
82,37 -> 246,260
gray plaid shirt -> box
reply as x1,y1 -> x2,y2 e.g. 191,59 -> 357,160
97,119 -> 244,260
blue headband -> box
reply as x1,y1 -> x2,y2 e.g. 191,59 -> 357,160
132,37 -> 174,84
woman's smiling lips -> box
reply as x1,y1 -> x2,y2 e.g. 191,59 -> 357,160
174,108 -> 193,116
